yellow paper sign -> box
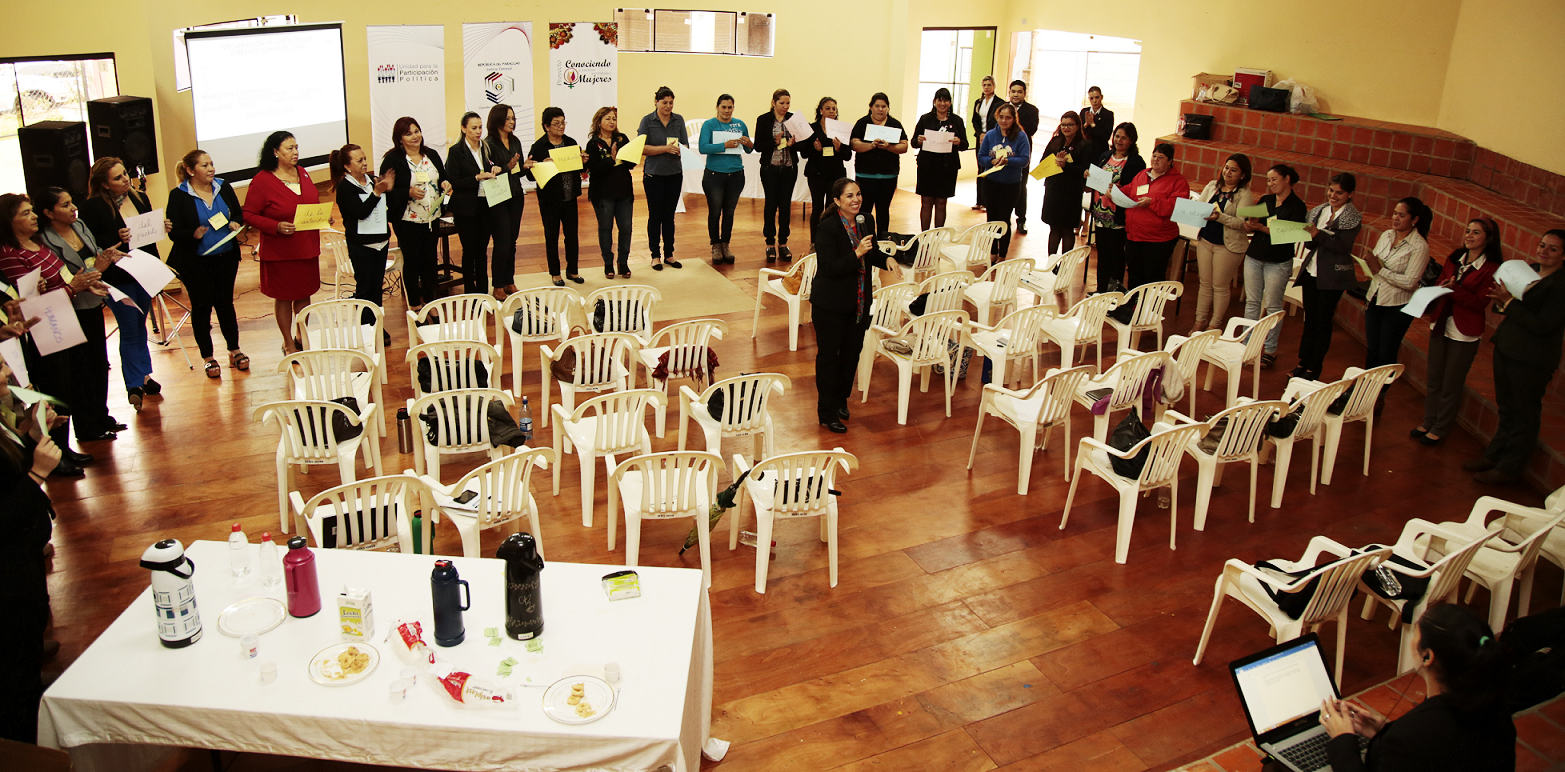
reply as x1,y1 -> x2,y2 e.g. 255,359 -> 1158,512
0,283 -> 15,299
292,203 -> 333,231
978,165 -> 1007,178
549,146 -> 584,172
617,134 -> 648,166
1029,155 -> 1063,181
532,160 -> 559,190
667,138 -> 679,146
208,211 -> 229,230
822,146 -> 834,157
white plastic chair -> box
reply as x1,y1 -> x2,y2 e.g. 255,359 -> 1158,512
406,293 -> 500,348
965,305 -> 1052,390
752,254 -> 817,352
255,400 -> 383,534
499,286 -> 583,397
551,389 -> 662,528
678,373 -> 790,467
1106,280 -> 1183,355
637,319 -> 728,438
296,299 -> 387,386
1261,376 -> 1355,509
290,474 -> 430,555
939,221 -> 1008,271
420,447 -> 554,560
963,258 -> 1035,327
1318,364 -> 1404,485
1193,538 -> 1391,686
860,309 -> 970,425
1020,246 -> 1090,310
405,388 -> 513,483
1040,292 -> 1122,371
608,451 -> 724,587
1505,487 -> 1565,605
1163,330 -> 1221,416
1071,349 -> 1173,443
406,340 -> 499,398
905,271 -> 973,318
1359,518 -> 1503,673
1059,422 -> 1201,564
895,227 -> 957,284
585,284 -> 661,344
856,282 -> 920,388
1165,400 -> 1288,529
969,365 -> 1095,494
731,448 -> 858,593
280,349 -> 385,437
1428,497 -> 1565,633
538,332 -> 640,432
1201,311 -> 1285,407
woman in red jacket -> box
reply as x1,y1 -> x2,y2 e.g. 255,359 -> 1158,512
1120,142 -> 1188,289
242,131 -> 321,354
1412,217 -> 1502,445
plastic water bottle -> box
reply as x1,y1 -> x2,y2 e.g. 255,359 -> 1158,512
229,523 -> 251,579
519,397 -> 533,443
258,532 -> 283,590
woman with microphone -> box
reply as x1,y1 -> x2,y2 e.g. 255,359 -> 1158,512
330,143 -> 395,346
811,178 -> 893,434
447,111 -> 502,296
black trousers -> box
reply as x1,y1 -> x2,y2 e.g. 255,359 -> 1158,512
1095,227 -> 1128,291
488,196 -> 523,289
856,177 -> 897,239
812,308 -> 870,421
67,306 -> 112,438
985,181 -> 1021,258
1125,237 -> 1178,289
184,249 -> 241,358
702,169 -> 743,244
644,173 -> 682,259
974,171 -> 986,207
593,195 -> 633,272
538,196 -> 579,277
392,220 -> 440,306
456,207 -> 494,294
0,544 -> 49,743
1485,349 -> 1555,476
760,165 -> 797,245
1363,301 -> 1414,369
1295,272 -> 1343,373
347,242 -> 387,324
807,174 -> 834,245
1015,178 -> 1029,229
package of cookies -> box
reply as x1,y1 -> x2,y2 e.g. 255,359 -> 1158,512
429,664 -> 517,709
386,618 -> 437,669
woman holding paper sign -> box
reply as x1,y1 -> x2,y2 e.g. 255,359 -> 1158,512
1192,153 -> 1254,333
636,87 -> 688,271
34,188 -> 121,446
585,107 -> 636,279
1038,110 -> 1093,257
527,107 -> 588,285
446,112 -> 501,297
168,149 -> 248,378
699,94 -> 752,265
977,102 -> 1031,261
1289,173 -> 1363,380
850,93 -> 908,240
801,97 -> 852,252
753,89 -> 801,264
1411,217 -> 1502,446
379,119 -> 452,316
912,88 -> 969,231
1120,142 -> 1188,290
1089,123 -> 1145,292
329,143 -> 394,348
80,158 -> 165,407
1242,164 -> 1308,366
246,131 -> 324,353
1362,198 -> 1432,374
484,105 -> 528,297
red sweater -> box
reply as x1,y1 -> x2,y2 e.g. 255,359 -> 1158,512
1121,167 -> 1189,243
1427,250 -> 1499,338
242,169 -> 321,263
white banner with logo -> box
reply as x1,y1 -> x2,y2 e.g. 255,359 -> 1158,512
367,25 -> 447,162
462,22 -> 536,150
548,23 -> 618,132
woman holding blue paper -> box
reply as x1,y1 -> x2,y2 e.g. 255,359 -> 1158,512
1242,164 -> 1308,367
527,107 -> 588,286
167,149 -> 248,377
329,143 -> 395,347
977,102 -> 1031,261
699,94 -> 752,265
850,93 -> 908,239
1411,217 -> 1502,446
79,157 -> 166,409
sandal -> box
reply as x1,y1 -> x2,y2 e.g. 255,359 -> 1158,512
620,270 -> 632,279
204,359 -> 221,378
1260,352 -> 1277,368
605,269 -> 616,279
229,350 -> 250,371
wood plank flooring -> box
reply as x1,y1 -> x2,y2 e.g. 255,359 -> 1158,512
42,180 -> 1554,772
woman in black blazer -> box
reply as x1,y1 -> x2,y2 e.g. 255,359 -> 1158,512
330,143 -> 395,346
378,116 -> 452,312
812,178 -> 893,433
166,149 -> 246,377
799,97 -> 852,253
78,157 -> 167,406
1089,124 -> 1146,292
1290,173 -> 1363,380
0,377 -> 60,745
525,107 -> 587,286
446,112 -> 503,296
483,105 -> 528,298
1472,228 -> 1565,484
1039,111 -> 1094,257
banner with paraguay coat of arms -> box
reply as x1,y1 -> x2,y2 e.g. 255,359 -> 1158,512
548,23 -> 618,136
462,22 -> 536,150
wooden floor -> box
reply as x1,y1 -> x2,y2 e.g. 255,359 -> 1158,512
44,180 -> 1553,772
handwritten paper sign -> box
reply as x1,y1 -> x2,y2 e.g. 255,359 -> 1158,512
711,131 -> 744,156
548,146 -> 584,172
17,268 -> 42,299
1267,218 -> 1311,245
1110,185 -> 1138,208
117,249 -> 178,296
782,113 -> 814,144
616,134 -> 647,165
1086,165 -> 1112,193
18,288 -> 85,355
480,176 -> 512,205
124,208 -> 166,250
863,124 -> 902,144
1171,197 -> 1217,228
1495,260 -> 1542,299
1402,286 -> 1454,318
0,338 -> 28,388
1029,154 -> 1062,181
823,118 -> 853,145
1236,203 -> 1271,219
292,203 -> 333,231
921,130 -> 955,154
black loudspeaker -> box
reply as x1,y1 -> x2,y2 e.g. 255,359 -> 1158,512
88,95 -> 158,175
18,121 -> 90,198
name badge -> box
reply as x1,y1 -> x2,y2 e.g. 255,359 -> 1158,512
822,146 -> 834,157
208,212 -> 229,230
667,138 -> 679,146
1136,184 -> 1150,196
415,171 -> 431,184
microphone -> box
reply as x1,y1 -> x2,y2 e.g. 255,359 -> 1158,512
855,214 -> 866,232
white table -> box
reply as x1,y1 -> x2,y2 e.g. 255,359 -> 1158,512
40,541 -> 712,772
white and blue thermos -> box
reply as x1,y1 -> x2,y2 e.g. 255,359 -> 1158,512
140,539 -> 204,648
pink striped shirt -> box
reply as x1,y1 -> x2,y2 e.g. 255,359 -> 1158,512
0,243 -> 71,296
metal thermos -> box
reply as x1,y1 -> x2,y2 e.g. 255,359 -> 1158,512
139,539 -> 203,648
396,407 -> 414,454
431,560 -> 471,647
496,533 -> 544,640
283,537 -> 322,617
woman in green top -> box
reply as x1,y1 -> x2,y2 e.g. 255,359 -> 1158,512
698,94 -> 752,265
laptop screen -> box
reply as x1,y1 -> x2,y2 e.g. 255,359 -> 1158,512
1231,637 -> 1338,735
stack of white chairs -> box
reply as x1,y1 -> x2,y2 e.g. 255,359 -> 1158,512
752,254 -> 817,352
636,319 -> 727,437
968,364 -> 1095,494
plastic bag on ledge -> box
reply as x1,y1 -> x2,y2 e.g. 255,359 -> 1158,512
1272,79 -> 1320,115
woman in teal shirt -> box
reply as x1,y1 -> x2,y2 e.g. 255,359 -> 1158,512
698,94 -> 752,265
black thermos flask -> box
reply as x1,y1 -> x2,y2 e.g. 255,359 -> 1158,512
430,559 -> 471,647
497,533 -> 544,640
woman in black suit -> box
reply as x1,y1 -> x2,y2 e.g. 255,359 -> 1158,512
484,105 -> 527,299
1038,110 -> 1093,256
329,143 -> 395,346
812,178 -> 892,433
1320,604 -> 1514,772
378,116 -> 452,314
166,149 -> 246,377
446,111 -> 503,296
800,97 -> 852,253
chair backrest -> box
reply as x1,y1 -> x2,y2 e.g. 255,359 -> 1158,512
748,448 -> 858,518
699,373 -> 790,435
610,451 -> 725,519
1023,365 -> 1096,427
298,474 -> 422,552
1121,281 -> 1183,328
280,349 -> 377,403
1239,311 -> 1286,363
1337,364 -> 1405,422
1051,246 -> 1091,289
1166,329 -> 1220,383
1201,400 -> 1288,460
406,340 -> 499,396
899,309 -> 969,363
416,294 -> 498,344
974,258 -> 1035,307
916,272 -> 972,317
1063,292 -> 1122,344
297,299 -> 383,352
909,227 -> 956,273
1422,521 -> 1506,610
1131,424 -> 1203,487
951,221 -> 1007,265
1101,350 -> 1173,411
586,285 -> 661,341
568,388 -> 663,454
254,400 -> 365,463
325,235 -> 353,277
448,447 -> 556,529
788,254 -> 819,300
989,305 -> 1054,358
552,332 -> 640,389
870,283 -> 917,331
408,388 -> 512,451
648,319 -> 728,380
500,286 -> 581,342
1284,378 -> 1355,440
1292,547 -> 1392,627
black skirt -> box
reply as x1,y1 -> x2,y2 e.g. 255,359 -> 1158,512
915,153 -> 959,198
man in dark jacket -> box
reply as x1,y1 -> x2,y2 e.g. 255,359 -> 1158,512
971,76 -> 1001,211
1009,80 -> 1039,235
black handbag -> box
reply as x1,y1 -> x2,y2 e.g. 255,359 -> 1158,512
594,299 -> 643,333
1247,85 -> 1289,113
329,397 -> 363,442
1418,258 -> 1444,288
1107,408 -> 1152,478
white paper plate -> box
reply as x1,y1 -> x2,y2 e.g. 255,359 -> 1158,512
308,642 -> 380,686
216,597 -> 287,637
542,675 -> 615,724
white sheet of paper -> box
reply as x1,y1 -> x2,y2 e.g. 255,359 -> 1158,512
18,289 -> 85,355
124,208 -> 165,250
863,124 -> 902,144
710,131 -> 744,156
18,268 -> 42,299
0,338 -> 27,387
358,192 -> 389,235
681,146 -> 705,171
782,113 -> 813,142
117,249 -> 178,296
921,130 -> 955,154
1086,165 -> 1112,194
1495,260 -> 1542,299
1110,185 -> 1138,208
823,118 -> 853,144
1171,197 -> 1214,228
202,228 -> 241,255
1401,286 -> 1454,318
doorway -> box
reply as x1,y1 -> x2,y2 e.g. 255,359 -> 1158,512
1007,30 -> 1141,138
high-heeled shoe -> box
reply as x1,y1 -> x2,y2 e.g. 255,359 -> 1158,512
228,350 -> 250,371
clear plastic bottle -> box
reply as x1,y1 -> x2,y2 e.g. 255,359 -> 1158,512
738,532 -> 777,559
518,397 -> 533,443
258,532 -> 283,590
229,523 -> 251,579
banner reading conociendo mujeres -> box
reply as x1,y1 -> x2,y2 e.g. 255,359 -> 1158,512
548,23 -> 618,136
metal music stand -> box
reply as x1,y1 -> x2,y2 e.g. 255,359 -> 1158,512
147,289 -> 194,370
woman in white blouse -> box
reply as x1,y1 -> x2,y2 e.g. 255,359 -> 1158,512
1362,197 -> 1432,371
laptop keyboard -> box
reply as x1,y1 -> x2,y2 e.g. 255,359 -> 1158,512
1275,732 -> 1369,772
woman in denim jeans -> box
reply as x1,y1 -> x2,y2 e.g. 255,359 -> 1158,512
698,94 -> 752,265
1242,164 -> 1306,368
584,106 -> 635,279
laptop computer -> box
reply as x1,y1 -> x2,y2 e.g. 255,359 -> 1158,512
1228,633 -> 1366,772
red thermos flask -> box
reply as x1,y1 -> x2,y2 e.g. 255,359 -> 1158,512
283,537 -> 322,617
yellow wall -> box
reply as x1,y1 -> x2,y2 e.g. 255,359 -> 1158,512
1437,0 -> 1565,175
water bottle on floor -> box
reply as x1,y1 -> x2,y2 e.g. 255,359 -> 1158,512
519,397 -> 533,444
228,523 -> 250,580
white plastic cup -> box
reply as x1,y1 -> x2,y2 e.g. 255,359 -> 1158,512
259,662 -> 277,684
240,634 -> 259,659
389,680 -> 407,703
604,662 -> 621,684
400,666 -> 417,687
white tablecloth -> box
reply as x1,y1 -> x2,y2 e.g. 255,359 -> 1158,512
40,541 -> 711,772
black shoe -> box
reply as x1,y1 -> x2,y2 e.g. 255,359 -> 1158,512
105,419 -> 128,432
567,275 -> 585,284
1289,366 -> 1311,379
51,459 -> 85,478
551,278 -> 566,287
820,419 -> 847,434
64,448 -> 93,466
1417,433 -> 1444,446
142,377 -> 162,396
1461,458 -> 1497,473
837,406 -> 850,421
383,330 -> 392,348
77,429 -> 118,442
779,246 -> 793,263
127,387 -> 144,411
1408,427 -> 1428,439
1016,224 -> 1028,235
41,639 -> 59,662
766,246 -> 777,263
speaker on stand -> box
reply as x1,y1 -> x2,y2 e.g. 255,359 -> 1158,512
18,121 -> 90,198
88,96 -> 158,175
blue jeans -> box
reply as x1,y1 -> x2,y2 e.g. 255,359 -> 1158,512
108,282 -> 155,390
1243,257 -> 1290,354
702,169 -> 743,244
593,196 -> 633,272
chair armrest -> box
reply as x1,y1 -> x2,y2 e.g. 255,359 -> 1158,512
417,474 -> 456,497
288,491 -> 309,516
967,320 -> 999,335
1077,436 -> 1131,459
1162,409 -> 1200,427
1223,559 -> 1314,593
679,384 -> 705,406
1300,535 -> 1359,565
550,404 -> 571,425
758,268 -> 788,280
731,453 -> 753,476
1221,316 -> 1254,340
981,383 -> 1033,400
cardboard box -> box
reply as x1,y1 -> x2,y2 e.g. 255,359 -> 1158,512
1234,68 -> 1275,102
338,587 -> 375,641
1191,72 -> 1230,100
